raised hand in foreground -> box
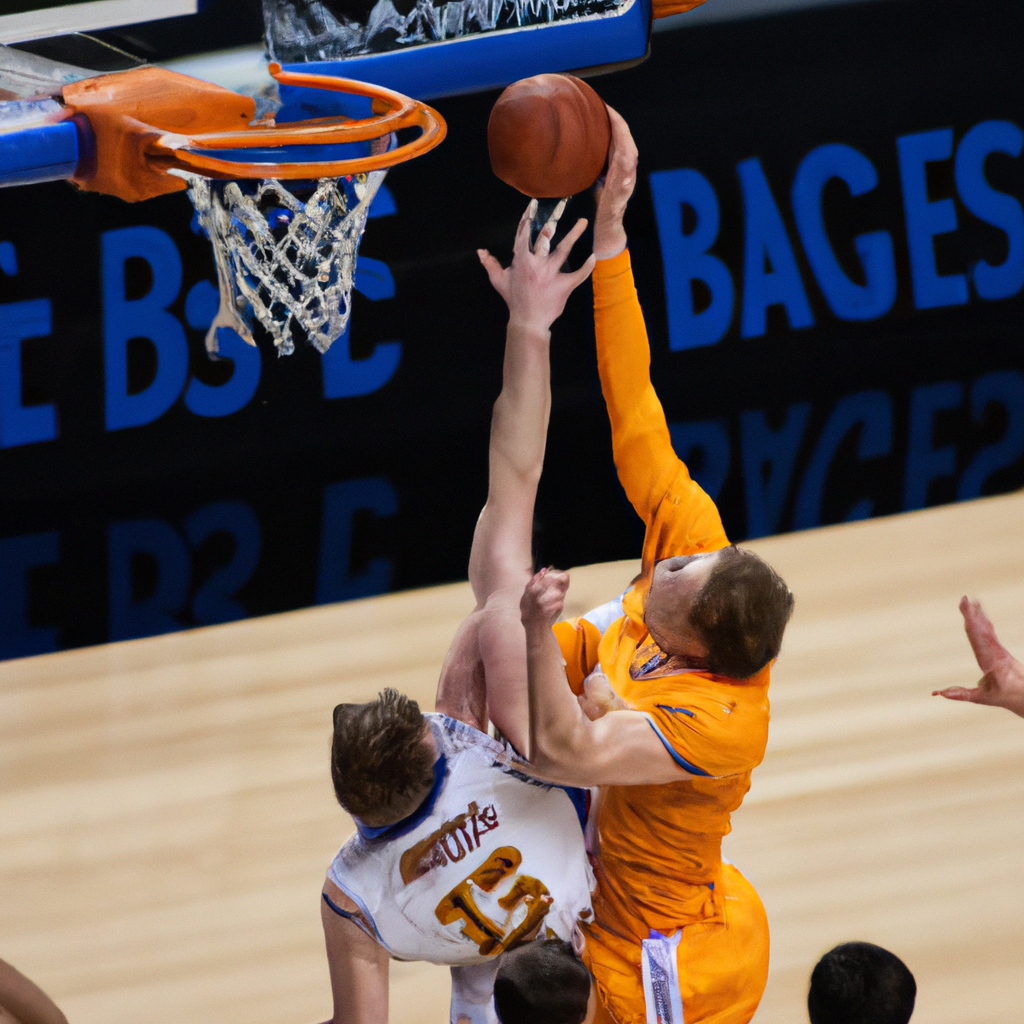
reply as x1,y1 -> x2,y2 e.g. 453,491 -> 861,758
478,200 -> 595,334
933,596 -> 1024,718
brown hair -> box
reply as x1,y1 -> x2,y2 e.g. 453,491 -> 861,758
330,689 -> 436,826
690,547 -> 794,679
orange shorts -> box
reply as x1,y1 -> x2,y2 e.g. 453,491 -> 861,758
582,863 -> 769,1024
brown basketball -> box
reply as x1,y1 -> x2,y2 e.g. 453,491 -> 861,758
487,74 -> 611,199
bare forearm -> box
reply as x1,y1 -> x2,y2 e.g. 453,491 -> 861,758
593,212 -> 627,260
468,323 -> 551,597
524,621 -> 592,778
489,322 -> 551,483
0,961 -> 67,1024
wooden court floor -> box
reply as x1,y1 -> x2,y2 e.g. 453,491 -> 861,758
2,490 -> 1023,1024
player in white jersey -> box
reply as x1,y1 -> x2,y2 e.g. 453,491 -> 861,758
320,203 -> 599,1024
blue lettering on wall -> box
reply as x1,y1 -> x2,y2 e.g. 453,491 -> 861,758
108,518 -> 191,641
957,371 -> 1024,500
0,240 -> 18,276
0,298 -> 58,448
668,419 -> 731,501
181,280 -> 262,417
738,157 -> 815,338
317,478 -> 398,603
793,390 -> 893,529
102,226 -> 189,431
740,402 -> 810,537
184,500 -> 263,624
649,168 -> 735,350
954,120 -> 1024,301
0,532 -> 59,659
902,380 -> 963,510
792,144 -> 897,321
897,128 -> 969,310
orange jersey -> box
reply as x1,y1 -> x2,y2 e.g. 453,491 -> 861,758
554,249 -> 771,928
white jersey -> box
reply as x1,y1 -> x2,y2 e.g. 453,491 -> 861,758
326,713 -> 594,970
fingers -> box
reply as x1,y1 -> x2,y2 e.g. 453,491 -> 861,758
477,248 -> 509,299
933,686 -> 982,703
604,105 -> 639,170
960,595 -> 1008,673
552,216 -> 589,266
513,199 -> 538,255
533,199 -> 567,256
477,247 -> 503,281
566,253 -> 597,290
521,567 -> 570,619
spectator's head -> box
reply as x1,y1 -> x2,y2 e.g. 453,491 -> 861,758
494,939 -> 593,1024
331,689 -> 437,827
645,546 -> 794,679
808,942 -> 916,1024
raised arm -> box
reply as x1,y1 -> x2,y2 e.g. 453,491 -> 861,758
933,596 -> 1024,718
520,568 -> 693,787
434,204 -> 594,752
469,202 -> 593,602
591,108 -> 682,521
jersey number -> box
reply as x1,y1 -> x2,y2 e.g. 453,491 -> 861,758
434,846 -> 552,956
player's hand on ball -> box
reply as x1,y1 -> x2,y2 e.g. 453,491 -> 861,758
478,199 -> 595,333
521,566 -> 570,629
932,596 -> 1024,718
593,105 -> 638,259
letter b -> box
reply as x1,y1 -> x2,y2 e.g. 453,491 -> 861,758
649,169 -> 734,350
102,226 -> 189,431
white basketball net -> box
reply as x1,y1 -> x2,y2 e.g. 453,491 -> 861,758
184,169 -> 386,356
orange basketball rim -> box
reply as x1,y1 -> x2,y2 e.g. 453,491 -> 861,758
62,62 -> 447,203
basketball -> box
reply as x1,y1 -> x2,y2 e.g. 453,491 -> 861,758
487,74 -> 611,198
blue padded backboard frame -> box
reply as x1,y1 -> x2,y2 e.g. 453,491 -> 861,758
0,120 -> 80,188
280,0 -> 652,116
0,0 -> 650,190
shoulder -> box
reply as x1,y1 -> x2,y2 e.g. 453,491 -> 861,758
425,712 -> 504,758
651,469 -> 731,553
639,671 -> 770,778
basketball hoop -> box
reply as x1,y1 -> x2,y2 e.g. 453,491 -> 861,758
60,62 -> 446,355
185,167 -> 387,356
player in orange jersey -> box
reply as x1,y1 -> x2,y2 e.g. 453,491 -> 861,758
516,108 -> 794,1024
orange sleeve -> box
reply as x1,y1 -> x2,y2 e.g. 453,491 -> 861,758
593,251 -> 729,562
635,673 -> 770,779
551,618 -> 602,696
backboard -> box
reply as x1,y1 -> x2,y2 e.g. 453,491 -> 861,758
265,0 -> 654,101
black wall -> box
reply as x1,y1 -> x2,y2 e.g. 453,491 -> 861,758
1,0 -> 1021,659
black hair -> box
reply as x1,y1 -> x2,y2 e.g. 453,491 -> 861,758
494,939 -> 591,1024
808,942 -> 916,1024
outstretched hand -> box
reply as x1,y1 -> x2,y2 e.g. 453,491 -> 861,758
478,200 -> 596,334
520,566 -> 570,629
593,105 -> 638,259
932,596 -> 1024,718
